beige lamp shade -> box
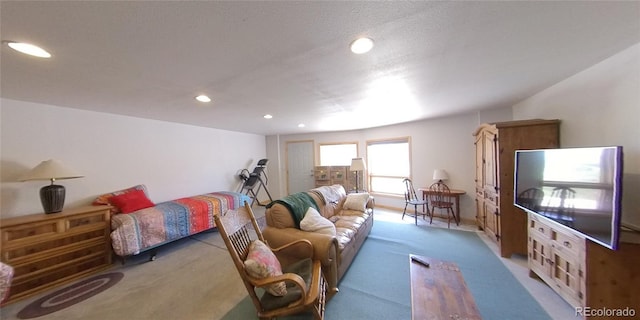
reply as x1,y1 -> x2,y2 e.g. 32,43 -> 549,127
19,159 -> 84,183
433,169 -> 449,181
350,158 -> 366,171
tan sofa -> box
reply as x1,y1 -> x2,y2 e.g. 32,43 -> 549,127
262,185 -> 374,295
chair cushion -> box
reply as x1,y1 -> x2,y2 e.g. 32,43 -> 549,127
343,193 -> 370,211
300,207 -> 336,236
260,258 -> 313,310
244,240 -> 287,296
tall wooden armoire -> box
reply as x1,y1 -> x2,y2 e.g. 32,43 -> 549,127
473,119 -> 560,258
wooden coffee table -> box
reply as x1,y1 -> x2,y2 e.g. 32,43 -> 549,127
409,254 -> 482,320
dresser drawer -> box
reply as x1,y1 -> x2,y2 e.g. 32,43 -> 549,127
2,229 -> 106,262
1,220 -> 61,244
529,214 -> 552,239
551,227 -> 584,258
10,253 -> 110,301
0,206 -> 112,304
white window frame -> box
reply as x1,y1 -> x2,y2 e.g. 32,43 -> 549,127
366,137 -> 411,195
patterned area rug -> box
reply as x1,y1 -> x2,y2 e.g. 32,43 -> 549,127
17,272 -> 124,319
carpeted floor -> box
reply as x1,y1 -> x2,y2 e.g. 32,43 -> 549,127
222,218 -> 551,320
0,208 -> 563,320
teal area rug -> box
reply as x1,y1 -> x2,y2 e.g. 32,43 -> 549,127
222,220 -> 550,320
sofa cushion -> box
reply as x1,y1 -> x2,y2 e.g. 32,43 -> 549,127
244,240 -> 287,296
300,207 -> 336,236
335,227 -> 357,250
334,215 -> 367,231
343,193 -> 370,212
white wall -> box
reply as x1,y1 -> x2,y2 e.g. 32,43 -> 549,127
0,99 -> 266,218
513,42 -> 640,229
267,107 -> 513,223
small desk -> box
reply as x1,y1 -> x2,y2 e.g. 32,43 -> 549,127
419,188 -> 466,225
409,255 -> 481,320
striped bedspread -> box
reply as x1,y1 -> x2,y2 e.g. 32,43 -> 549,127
111,191 -> 250,257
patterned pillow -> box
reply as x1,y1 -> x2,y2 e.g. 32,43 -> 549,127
108,189 -> 154,214
93,185 -> 149,214
343,192 -> 370,212
300,207 -> 336,236
244,240 -> 287,296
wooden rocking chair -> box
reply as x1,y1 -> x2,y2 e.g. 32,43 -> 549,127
214,202 -> 326,320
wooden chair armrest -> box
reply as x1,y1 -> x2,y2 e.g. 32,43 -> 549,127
270,239 -> 314,259
250,273 -> 308,297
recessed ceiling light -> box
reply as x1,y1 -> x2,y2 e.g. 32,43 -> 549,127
263,114 -> 273,119
4,41 -> 51,58
298,123 -> 305,128
195,95 -> 211,103
350,37 -> 374,54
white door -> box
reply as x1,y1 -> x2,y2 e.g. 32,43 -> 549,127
287,141 -> 315,194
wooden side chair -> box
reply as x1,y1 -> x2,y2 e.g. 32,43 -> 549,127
402,178 -> 429,225
214,201 -> 327,320
427,182 -> 455,228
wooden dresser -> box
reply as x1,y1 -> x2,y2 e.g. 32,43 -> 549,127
473,119 -> 560,258
0,206 -> 113,304
528,213 -> 640,316
314,166 -> 357,191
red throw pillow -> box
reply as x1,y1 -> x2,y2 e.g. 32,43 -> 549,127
108,189 -> 154,214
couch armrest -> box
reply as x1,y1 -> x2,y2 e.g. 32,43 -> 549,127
366,196 -> 375,210
263,227 -> 338,265
263,226 -> 340,294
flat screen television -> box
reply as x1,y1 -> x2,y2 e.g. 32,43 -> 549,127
514,146 -> 623,250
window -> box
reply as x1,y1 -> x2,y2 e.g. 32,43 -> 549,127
319,143 -> 357,166
367,138 -> 410,195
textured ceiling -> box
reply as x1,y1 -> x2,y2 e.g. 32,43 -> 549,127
2,1 -> 639,135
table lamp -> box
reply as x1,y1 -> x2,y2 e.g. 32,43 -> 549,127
433,169 -> 449,186
20,159 -> 84,213
350,158 -> 366,193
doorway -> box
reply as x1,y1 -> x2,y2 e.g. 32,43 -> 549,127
286,140 -> 315,194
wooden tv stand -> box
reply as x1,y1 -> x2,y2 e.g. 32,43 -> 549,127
527,213 -> 640,317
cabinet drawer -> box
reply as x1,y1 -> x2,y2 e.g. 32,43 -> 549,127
2,221 -> 61,244
314,169 -> 329,181
11,240 -> 107,277
529,215 -> 551,238
551,228 -> 584,258
2,228 -> 106,262
9,253 -> 110,301
67,212 -> 108,230
483,190 -> 499,206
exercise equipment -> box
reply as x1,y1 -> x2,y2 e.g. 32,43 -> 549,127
238,159 -> 273,206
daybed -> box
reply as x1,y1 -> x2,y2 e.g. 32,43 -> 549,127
93,185 -> 250,259
262,184 -> 374,294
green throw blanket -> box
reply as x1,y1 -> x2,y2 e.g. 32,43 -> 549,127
266,192 -> 319,228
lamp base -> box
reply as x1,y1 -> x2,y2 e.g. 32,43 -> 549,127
40,184 -> 66,214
